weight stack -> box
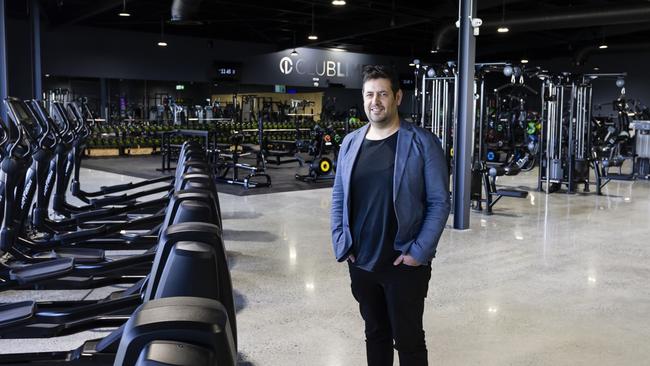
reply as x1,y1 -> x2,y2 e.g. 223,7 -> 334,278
636,158 -> 650,179
550,159 -> 563,181
635,128 -> 650,158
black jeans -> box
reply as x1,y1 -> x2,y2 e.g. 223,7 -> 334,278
349,263 -> 432,366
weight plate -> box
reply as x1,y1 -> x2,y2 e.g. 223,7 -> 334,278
319,158 -> 332,174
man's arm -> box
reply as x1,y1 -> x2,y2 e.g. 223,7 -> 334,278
330,136 -> 349,261
406,133 -> 451,264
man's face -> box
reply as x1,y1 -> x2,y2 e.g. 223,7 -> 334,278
362,78 -> 402,126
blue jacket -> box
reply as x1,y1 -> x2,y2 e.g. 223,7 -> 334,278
330,121 -> 450,264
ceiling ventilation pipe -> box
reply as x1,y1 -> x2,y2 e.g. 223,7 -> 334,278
434,4 -> 650,52
171,0 -> 204,24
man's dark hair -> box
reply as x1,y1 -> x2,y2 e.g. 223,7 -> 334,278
362,65 -> 400,95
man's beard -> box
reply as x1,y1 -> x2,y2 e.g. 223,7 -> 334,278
368,110 -> 392,126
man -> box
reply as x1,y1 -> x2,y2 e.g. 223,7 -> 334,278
330,65 -> 450,366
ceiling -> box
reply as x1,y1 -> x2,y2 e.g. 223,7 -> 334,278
8,0 -> 650,65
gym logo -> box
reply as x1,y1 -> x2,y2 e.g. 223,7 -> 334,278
279,57 -> 293,75
279,57 -> 348,78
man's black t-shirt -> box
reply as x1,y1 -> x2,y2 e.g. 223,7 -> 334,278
349,131 -> 400,272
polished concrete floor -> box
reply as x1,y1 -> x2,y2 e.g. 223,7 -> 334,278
0,167 -> 649,365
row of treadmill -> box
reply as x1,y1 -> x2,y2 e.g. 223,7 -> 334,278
0,98 -> 237,365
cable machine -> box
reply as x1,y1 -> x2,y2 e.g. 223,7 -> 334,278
418,65 -> 457,160
537,74 -> 592,194
415,62 -> 531,214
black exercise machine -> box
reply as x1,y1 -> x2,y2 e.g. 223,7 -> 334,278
295,124 -> 340,182
471,160 -> 529,215
215,132 -> 271,189
0,98 -> 237,365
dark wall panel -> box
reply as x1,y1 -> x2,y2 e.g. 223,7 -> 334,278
38,23 -> 275,82
587,52 -> 650,116
7,19 -> 33,99
540,51 -> 650,117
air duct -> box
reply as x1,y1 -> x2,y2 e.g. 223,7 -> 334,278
171,0 -> 203,24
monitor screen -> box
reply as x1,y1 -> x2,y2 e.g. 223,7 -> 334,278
49,104 -> 67,131
9,101 -> 35,128
9,100 -> 40,138
12,101 -> 29,120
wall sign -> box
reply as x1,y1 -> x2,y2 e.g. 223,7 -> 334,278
279,56 -> 348,78
243,48 -> 410,89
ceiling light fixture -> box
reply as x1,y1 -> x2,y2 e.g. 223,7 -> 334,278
118,0 -> 130,17
332,0 -> 346,5
429,35 -> 438,54
521,58 -> 529,64
290,31 -> 299,56
598,31 -> 608,50
157,17 -> 167,47
498,0 -> 509,33
308,4 -> 318,40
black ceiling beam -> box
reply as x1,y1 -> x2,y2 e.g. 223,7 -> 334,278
294,0 -> 528,25
213,0 -> 313,17
51,0 -> 137,27
425,0 -> 530,19
475,23 -> 650,61
290,0 -> 431,21
294,18 -> 430,50
575,41 -> 650,65
482,4 -> 650,32
94,17 -> 301,27
435,3 -> 650,51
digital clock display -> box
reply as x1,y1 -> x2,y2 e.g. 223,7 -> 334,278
217,68 -> 237,76
400,74 -> 415,90
213,62 -> 242,81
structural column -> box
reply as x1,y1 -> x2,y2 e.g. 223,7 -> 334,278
31,0 -> 42,99
100,78 -> 107,120
0,0 -> 8,122
453,0 -> 478,230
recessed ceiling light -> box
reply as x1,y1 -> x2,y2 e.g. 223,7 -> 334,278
308,34 -> 318,40
521,59 -> 529,64
332,0 -> 346,5
599,44 -> 608,49
430,49 -> 438,54
118,12 -> 130,17
497,27 -> 509,33
157,41 -> 168,47
593,67 -> 600,71
408,63 -> 415,66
